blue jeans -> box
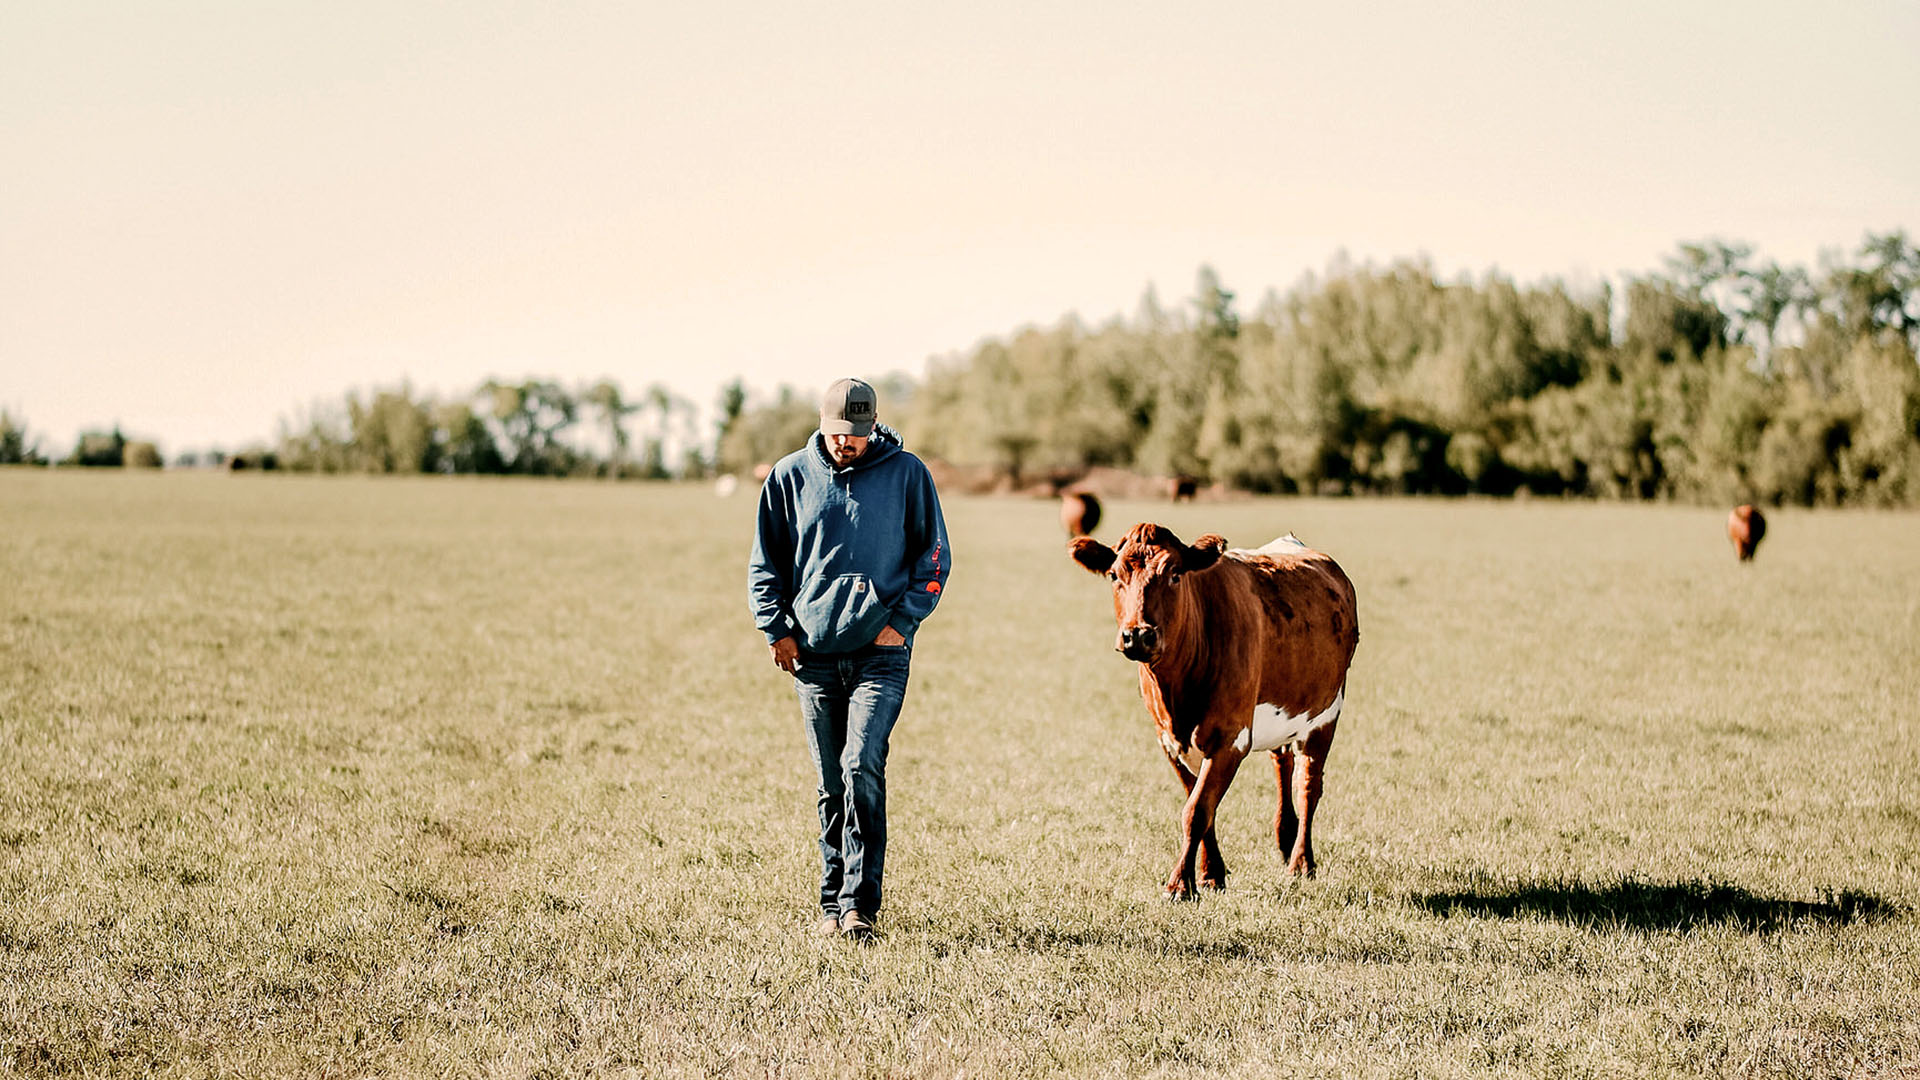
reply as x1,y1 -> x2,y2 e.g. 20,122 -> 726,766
792,642 -> 911,919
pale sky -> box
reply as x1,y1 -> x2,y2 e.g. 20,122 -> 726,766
4,1 -> 1917,456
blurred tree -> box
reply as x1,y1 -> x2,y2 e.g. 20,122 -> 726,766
1135,332 -> 1218,480
481,379 -> 578,475
347,385 -> 434,473
67,427 -> 126,467
1667,240 -> 1754,331
1833,335 -> 1920,504
1751,386 -> 1846,506
632,383 -> 690,480
277,400 -> 351,472
970,338 -> 1044,483
586,379 -> 639,480
0,410 -> 47,465
1192,265 -> 1239,342
430,401 -> 504,474
714,378 -> 748,467
716,385 -> 821,476
1826,230 -> 1920,347
1738,260 -> 1814,370
1133,282 -> 1171,333
1622,277 -> 1726,367
1688,350 -> 1774,502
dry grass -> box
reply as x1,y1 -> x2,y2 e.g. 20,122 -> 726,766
2,468 -> 1917,1078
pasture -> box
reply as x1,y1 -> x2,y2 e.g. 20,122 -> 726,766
2,469 -> 1918,1078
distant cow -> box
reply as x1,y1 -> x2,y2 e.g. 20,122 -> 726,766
1071,524 -> 1359,898
1728,505 -> 1766,562
1169,476 -> 1198,502
1060,491 -> 1102,537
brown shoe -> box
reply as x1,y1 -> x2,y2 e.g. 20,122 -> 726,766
813,914 -> 841,937
839,910 -> 876,941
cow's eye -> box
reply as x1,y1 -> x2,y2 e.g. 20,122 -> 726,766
1106,570 -> 1119,583
1169,572 -> 1183,586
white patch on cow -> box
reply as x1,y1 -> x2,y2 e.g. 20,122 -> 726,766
1234,688 -> 1343,754
1242,533 -> 1308,556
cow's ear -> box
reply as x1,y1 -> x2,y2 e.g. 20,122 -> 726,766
1069,537 -> 1115,575
1183,534 -> 1227,572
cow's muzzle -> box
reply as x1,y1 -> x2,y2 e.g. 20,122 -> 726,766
1117,624 -> 1159,662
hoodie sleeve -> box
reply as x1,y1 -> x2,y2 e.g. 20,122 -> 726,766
749,473 -> 798,644
885,458 -> 951,639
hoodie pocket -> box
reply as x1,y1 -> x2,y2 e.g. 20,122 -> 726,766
794,573 -> 889,652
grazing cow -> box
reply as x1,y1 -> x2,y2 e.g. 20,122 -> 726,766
1070,524 -> 1359,898
1168,476 -> 1198,502
1728,505 -> 1766,562
1060,491 -> 1102,537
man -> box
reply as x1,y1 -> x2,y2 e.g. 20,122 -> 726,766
748,377 -> 950,941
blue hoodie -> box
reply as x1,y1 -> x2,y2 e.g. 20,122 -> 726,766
749,423 -> 951,653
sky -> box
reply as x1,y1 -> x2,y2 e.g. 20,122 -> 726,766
4,1 -> 1917,456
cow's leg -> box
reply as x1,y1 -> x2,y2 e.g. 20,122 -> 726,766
1168,751 -> 1243,901
1272,747 -> 1298,854
1286,718 -> 1338,878
1197,832 -> 1228,892
1161,750 -> 1228,891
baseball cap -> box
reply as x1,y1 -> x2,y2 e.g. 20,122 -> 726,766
820,377 -> 877,437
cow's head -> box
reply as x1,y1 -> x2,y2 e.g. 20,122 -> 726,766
1069,523 -> 1227,662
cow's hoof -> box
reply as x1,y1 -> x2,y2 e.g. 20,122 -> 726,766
1163,887 -> 1200,903
1199,878 -> 1227,891
1285,861 -> 1317,879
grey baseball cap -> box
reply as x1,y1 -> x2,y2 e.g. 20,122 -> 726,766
820,377 -> 877,437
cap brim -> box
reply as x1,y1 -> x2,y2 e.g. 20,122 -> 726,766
820,418 -> 874,437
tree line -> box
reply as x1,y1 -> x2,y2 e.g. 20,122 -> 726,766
6,231 -> 1915,506
1,379 -> 713,479
870,231 -> 1915,506
270,378 -> 714,478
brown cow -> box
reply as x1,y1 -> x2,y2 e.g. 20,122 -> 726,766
1168,475 -> 1198,502
1070,524 -> 1359,898
1060,491 -> 1102,537
1728,505 -> 1766,562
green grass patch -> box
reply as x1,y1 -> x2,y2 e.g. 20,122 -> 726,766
2,469 -> 1918,1077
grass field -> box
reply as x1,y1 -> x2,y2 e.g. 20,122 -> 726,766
3,468 -> 1918,1078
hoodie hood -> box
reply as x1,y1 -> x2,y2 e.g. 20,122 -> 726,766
810,422 -> 905,474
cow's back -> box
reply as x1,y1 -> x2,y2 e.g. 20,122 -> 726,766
1221,540 -> 1358,716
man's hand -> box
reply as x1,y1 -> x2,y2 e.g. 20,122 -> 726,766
769,635 -> 800,674
873,625 -> 906,648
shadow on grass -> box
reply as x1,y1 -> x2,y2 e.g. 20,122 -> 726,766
897,876 -> 1906,961
1413,876 -> 1901,933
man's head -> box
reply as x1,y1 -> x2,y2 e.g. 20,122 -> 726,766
821,378 -> 877,466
